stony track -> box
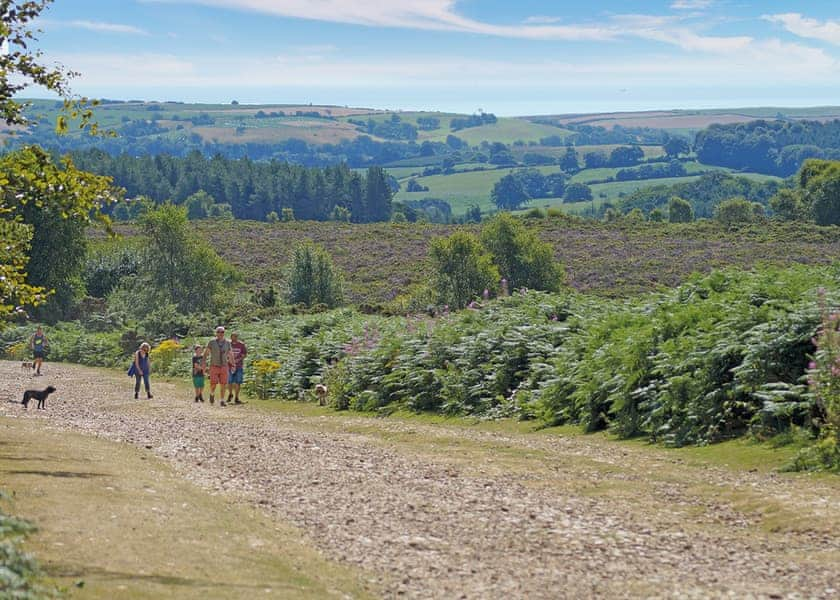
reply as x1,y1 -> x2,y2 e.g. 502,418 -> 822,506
2,361 -> 838,599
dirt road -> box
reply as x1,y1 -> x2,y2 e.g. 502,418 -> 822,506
2,362 -> 838,599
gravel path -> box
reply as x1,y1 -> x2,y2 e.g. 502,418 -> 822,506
2,362 -> 839,599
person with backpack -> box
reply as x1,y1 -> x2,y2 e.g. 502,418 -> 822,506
130,342 -> 153,399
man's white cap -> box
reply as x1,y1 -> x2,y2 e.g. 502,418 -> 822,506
215,326 -> 225,333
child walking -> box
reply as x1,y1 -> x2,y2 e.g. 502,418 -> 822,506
192,344 -> 206,403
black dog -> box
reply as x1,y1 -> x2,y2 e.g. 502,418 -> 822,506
22,386 -> 56,410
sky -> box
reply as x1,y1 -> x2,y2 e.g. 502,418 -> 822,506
16,0 -> 840,115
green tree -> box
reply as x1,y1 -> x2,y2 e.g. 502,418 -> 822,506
184,190 -> 215,219
491,173 -> 529,210
664,137 -> 690,158
480,213 -> 563,292
464,205 -> 482,223
1,2 -> 109,323
668,196 -> 693,223
624,208 -> 645,223
1,1 -> 83,128
563,182 -> 593,203
348,172 -> 365,223
1,147 -> 117,321
609,145 -> 644,167
139,204 -> 233,312
284,242 -> 344,308
714,197 -> 758,226
429,231 -> 499,309
765,160 -> 840,225
769,188 -> 804,221
584,151 -> 608,169
560,147 -> 579,172
649,207 -> 666,222
801,161 -> 840,226
365,166 -> 393,222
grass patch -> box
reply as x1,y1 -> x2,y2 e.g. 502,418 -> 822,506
393,164 -> 565,214
0,417 -> 373,600
418,118 -> 574,145
666,437 -> 808,473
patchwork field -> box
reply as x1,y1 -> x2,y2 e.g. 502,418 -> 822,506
529,106 -> 840,133
393,164 -> 567,214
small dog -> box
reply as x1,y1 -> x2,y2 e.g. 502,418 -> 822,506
21,361 -> 35,371
22,386 -> 56,410
314,383 -> 328,406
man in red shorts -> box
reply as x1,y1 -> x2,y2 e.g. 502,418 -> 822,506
204,325 -> 232,406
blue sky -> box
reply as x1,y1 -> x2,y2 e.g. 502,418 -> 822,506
20,0 -> 840,114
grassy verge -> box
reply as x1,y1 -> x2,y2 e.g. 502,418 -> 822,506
0,417 -> 373,600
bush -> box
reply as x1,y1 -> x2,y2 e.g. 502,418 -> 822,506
149,338 -> 182,373
83,239 -> 142,299
564,183 -> 593,203
668,196 -> 693,223
139,204 -> 236,313
791,290 -> 840,471
714,197 -> 759,226
284,242 -> 344,309
0,490 -> 51,597
429,231 -> 499,309
251,358 -> 281,399
480,213 -> 563,292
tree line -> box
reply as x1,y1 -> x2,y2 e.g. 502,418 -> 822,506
694,119 -> 840,176
618,172 -> 780,219
69,150 -> 394,223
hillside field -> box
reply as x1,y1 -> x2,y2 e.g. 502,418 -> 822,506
392,161 -> 780,216
529,106 -> 840,135
115,219 -> 840,305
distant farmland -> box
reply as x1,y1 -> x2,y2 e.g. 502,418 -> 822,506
528,106 -> 840,133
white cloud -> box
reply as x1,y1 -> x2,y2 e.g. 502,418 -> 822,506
671,0 -> 714,10
145,0 -> 768,53
57,53 -> 198,85
63,20 -> 150,35
522,16 -> 564,25
610,14 -> 751,53
57,39 -> 838,92
144,0 -> 616,41
763,13 -> 840,46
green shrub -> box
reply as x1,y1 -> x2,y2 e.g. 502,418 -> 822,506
480,213 -> 564,292
429,231 -> 499,309
668,196 -> 693,223
284,242 -> 344,309
1,491 -> 52,598
714,197 -> 759,226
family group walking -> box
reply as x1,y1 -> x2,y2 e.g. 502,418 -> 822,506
131,326 -> 247,405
